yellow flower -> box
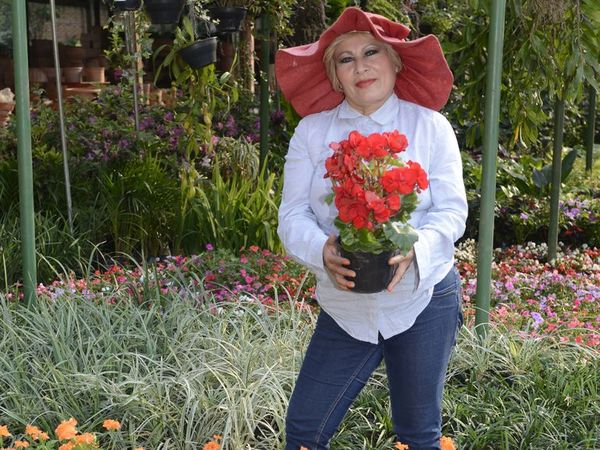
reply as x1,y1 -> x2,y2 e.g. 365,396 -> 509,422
24,425 -> 49,441
14,441 -> 29,448
0,425 -> 11,437
58,443 -> 75,450
440,436 -> 456,450
75,433 -> 96,445
395,443 -> 409,450
55,418 -> 78,441
102,419 -> 121,431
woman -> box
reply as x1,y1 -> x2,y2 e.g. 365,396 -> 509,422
275,7 -> 467,450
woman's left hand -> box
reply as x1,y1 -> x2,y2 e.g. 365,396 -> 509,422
386,248 -> 415,292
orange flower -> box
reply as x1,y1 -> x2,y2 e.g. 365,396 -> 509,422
24,425 -> 49,441
0,425 -> 11,437
134,448 -> 145,450
102,419 -> 121,431
212,435 -> 222,441
75,433 -> 96,445
395,443 -> 409,450
55,418 -> 78,441
14,441 -> 29,448
58,443 -> 75,450
203,443 -> 220,450
440,436 -> 456,450
300,447 -> 309,450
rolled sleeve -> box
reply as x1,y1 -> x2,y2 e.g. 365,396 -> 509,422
277,119 -> 328,273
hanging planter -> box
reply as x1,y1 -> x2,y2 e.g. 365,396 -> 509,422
144,0 -> 185,24
178,36 -> 217,68
208,6 -> 247,33
338,240 -> 399,294
112,0 -> 142,11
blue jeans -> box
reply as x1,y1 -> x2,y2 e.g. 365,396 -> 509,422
285,267 -> 462,450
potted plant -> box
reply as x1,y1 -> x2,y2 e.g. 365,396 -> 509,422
324,130 -> 430,293
59,37 -> 86,67
207,1 -> 248,33
144,0 -> 186,24
159,9 -> 217,70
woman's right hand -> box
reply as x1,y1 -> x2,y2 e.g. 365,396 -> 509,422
323,235 -> 356,290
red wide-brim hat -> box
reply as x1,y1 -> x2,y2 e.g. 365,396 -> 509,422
275,7 -> 453,117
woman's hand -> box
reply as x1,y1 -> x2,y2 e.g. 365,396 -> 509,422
386,248 -> 415,292
323,235 -> 356,290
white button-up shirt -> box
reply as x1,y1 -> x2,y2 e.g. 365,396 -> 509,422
278,94 -> 468,343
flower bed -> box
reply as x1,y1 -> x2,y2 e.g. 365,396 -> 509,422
5,242 -> 599,348
457,240 -> 600,347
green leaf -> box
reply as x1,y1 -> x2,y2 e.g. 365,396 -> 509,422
560,148 -> 579,181
382,222 -> 418,255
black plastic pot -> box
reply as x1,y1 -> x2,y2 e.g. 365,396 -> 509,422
340,245 -> 398,294
208,6 -> 247,33
144,0 -> 185,24
113,0 -> 141,11
178,37 -> 217,69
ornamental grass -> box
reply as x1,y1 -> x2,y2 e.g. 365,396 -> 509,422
0,241 -> 598,448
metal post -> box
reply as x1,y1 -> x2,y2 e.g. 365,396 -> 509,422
585,85 -> 596,173
474,0 -> 506,338
12,0 -> 37,306
125,11 -> 140,131
50,0 -> 74,233
259,14 -> 271,168
548,97 -> 565,261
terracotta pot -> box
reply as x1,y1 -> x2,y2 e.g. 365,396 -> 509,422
63,67 -> 84,84
339,240 -> 399,293
59,45 -> 86,67
41,67 -> 58,81
178,37 -> 217,69
82,66 -> 106,83
29,68 -> 48,84
0,102 -> 15,125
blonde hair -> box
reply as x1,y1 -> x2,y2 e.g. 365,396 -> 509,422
323,31 -> 402,92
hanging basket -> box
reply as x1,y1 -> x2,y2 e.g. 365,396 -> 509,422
112,0 -> 141,11
339,241 -> 399,294
144,0 -> 185,24
178,37 -> 217,69
208,6 -> 247,33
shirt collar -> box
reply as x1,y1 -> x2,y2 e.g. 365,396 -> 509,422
337,93 -> 399,125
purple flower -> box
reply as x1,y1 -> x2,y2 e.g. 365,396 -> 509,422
531,311 -> 544,328
205,243 -> 214,251
520,212 -> 529,220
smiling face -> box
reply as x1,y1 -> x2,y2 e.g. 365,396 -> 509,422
332,33 -> 399,116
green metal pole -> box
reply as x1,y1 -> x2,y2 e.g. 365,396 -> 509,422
12,0 -> 37,306
585,85 -> 596,173
548,97 -> 565,262
474,0 -> 506,338
259,14 -> 271,169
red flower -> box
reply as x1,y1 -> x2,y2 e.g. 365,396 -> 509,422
381,166 -> 418,195
323,130 -> 429,250
385,130 -> 409,153
408,160 -> 429,190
